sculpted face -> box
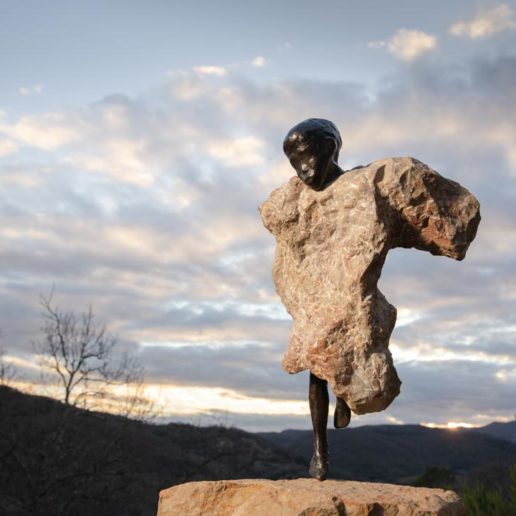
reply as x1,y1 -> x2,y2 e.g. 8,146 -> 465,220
283,118 -> 343,191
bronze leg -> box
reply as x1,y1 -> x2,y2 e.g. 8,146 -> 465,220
308,372 -> 329,480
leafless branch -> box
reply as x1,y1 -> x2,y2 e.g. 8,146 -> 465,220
0,345 -> 17,386
33,292 -> 154,420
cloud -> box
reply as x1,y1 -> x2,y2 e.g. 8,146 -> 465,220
192,65 -> 227,76
0,112 -> 78,150
385,360 -> 516,427
18,84 -> 43,96
450,4 -> 516,39
367,40 -> 387,50
0,139 -> 17,157
67,138 -> 154,185
207,136 -> 266,167
252,56 -> 267,67
386,29 -> 437,61
1,52 -> 516,429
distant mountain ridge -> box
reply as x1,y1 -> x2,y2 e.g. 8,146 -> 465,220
257,422 -> 516,484
475,420 -> 516,443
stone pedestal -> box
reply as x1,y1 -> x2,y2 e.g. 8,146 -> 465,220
157,478 -> 464,515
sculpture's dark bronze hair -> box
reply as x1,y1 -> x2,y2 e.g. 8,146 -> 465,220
283,118 -> 342,161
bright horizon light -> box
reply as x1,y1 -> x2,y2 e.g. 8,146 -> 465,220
421,421 -> 480,430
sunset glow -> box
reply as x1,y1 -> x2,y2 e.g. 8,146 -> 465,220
421,421 -> 480,430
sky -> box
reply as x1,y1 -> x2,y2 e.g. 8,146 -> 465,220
1,0 -> 515,432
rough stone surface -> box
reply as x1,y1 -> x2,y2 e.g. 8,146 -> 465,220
157,479 -> 465,516
259,157 -> 480,414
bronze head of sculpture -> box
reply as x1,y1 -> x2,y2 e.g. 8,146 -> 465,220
283,118 -> 344,191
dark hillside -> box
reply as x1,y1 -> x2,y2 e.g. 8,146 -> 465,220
2,385 -> 515,515
0,386 -> 305,516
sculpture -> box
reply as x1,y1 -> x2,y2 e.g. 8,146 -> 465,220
259,118 -> 480,480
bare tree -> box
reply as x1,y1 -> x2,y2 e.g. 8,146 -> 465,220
33,293 -> 153,418
0,343 -> 17,386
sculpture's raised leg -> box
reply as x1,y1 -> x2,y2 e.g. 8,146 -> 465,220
308,372 -> 329,480
334,397 -> 351,429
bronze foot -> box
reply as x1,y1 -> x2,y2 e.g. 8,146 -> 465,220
334,397 -> 351,429
309,449 -> 328,481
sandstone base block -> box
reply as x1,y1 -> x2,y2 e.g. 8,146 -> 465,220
157,478 -> 464,516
